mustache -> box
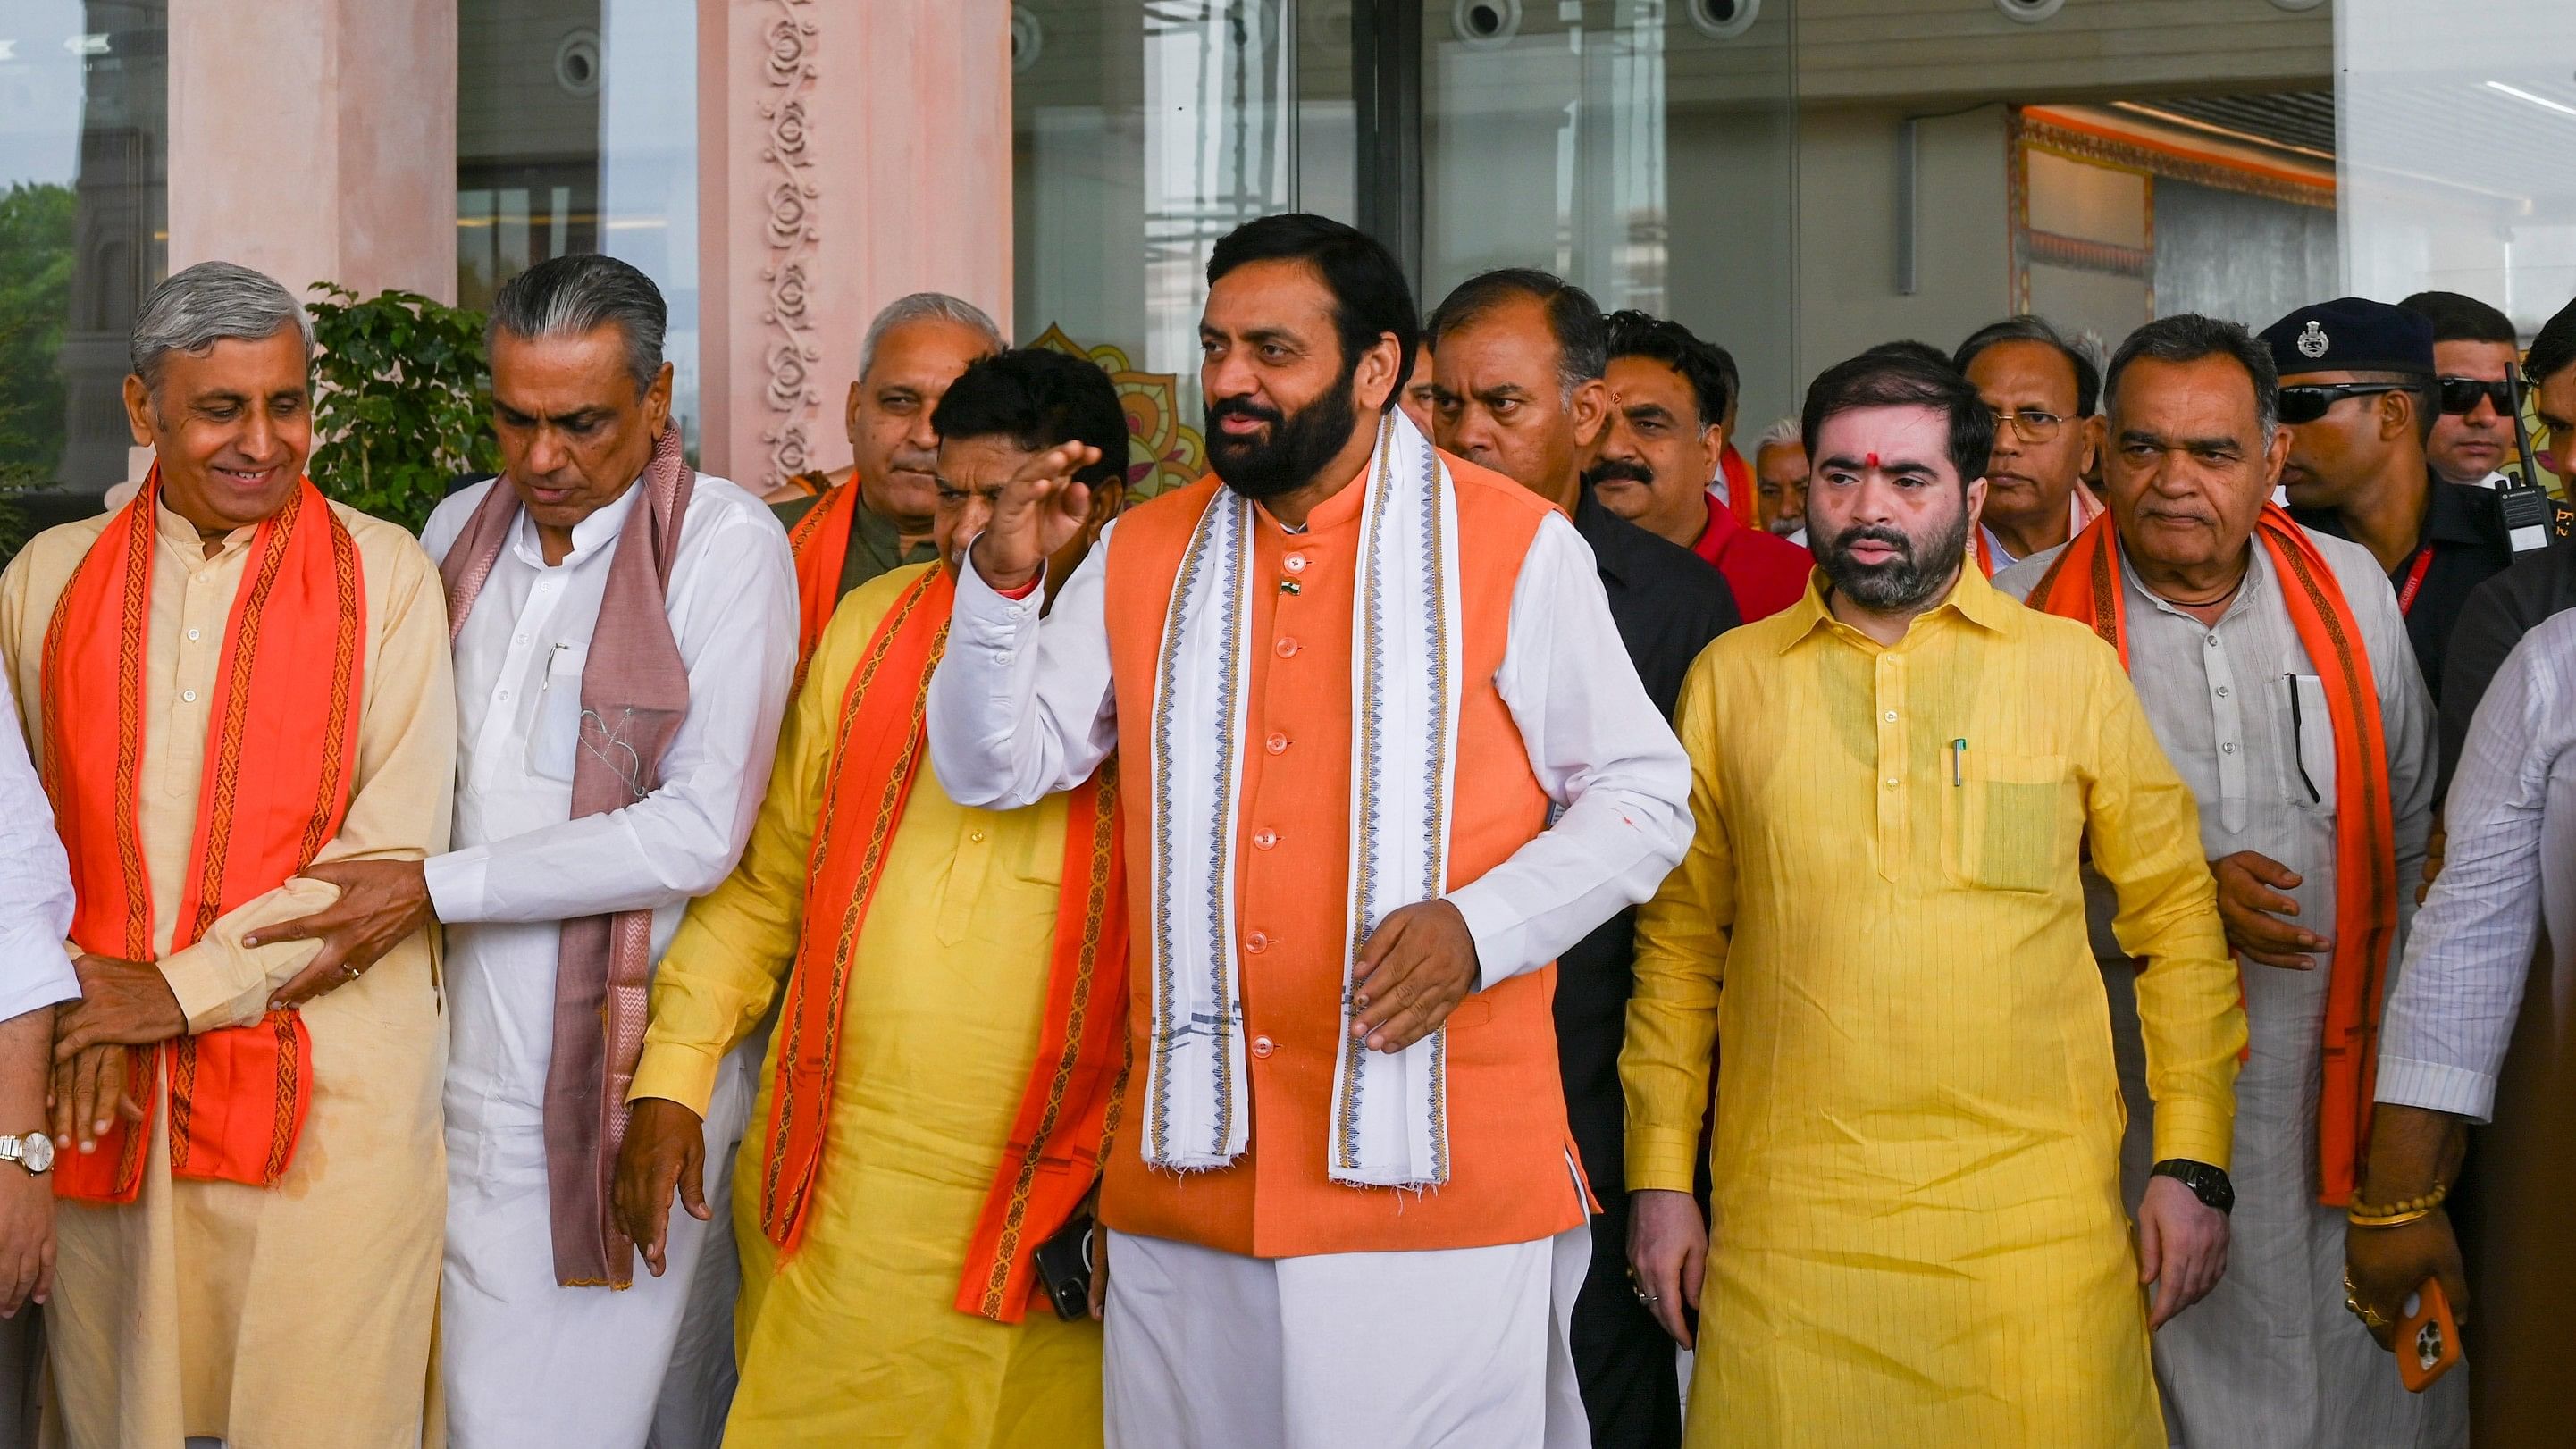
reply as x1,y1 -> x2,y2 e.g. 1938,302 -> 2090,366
1825,523 -> 1915,562
1208,396 -> 1286,430
1583,458 -> 1654,488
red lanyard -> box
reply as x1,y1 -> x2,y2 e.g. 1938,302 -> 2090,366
2396,544 -> 2435,616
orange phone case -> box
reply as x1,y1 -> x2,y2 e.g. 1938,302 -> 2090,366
2395,1278 -> 2462,1393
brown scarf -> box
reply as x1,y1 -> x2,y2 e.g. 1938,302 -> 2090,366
440,425 -> 696,1286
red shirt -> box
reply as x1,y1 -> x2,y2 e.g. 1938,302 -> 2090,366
1691,490 -> 1812,623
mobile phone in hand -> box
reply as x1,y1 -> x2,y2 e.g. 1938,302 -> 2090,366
2395,1278 -> 2462,1393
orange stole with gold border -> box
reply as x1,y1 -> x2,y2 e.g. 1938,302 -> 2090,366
38,473 -> 365,1203
760,565 -> 1129,1323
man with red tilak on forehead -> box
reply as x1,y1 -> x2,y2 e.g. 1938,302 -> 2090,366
1626,347 -> 2243,1447
0,261 -> 456,1447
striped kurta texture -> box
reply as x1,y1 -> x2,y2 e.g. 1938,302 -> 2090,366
1624,565 -> 2245,1447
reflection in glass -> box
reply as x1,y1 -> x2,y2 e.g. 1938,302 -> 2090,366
1016,0 -> 1353,446
456,0 -> 697,448
0,1 -> 168,496
1422,0 -> 1795,442
2338,0 -> 2576,334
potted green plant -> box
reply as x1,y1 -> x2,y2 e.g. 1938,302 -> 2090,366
307,283 -> 500,532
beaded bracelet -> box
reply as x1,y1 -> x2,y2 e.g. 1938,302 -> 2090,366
2345,1182 -> 2448,1227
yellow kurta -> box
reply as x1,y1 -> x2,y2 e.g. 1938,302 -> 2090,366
633,562 -> 1102,1448
1623,567 -> 2244,1448
0,498 -> 456,1449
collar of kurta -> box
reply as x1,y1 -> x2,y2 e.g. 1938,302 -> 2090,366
508,471 -> 642,570
1775,552 -> 2015,654
152,496 -> 259,558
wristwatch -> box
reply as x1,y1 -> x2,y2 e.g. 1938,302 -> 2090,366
0,1133 -> 54,1177
2151,1158 -> 2233,1215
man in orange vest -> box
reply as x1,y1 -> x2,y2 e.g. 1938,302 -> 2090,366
927,213 -> 1692,1446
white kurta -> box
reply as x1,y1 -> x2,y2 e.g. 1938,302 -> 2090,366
0,669 -> 77,1019
1998,533 -> 2454,1448
420,474 -> 796,1449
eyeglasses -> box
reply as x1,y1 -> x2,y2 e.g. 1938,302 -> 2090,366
2278,382 -> 2413,425
2437,377 -> 2517,417
1992,408 -> 2068,442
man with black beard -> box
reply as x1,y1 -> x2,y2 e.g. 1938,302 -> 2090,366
927,213 -> 1691,1447
1625,349 -> 2241,1445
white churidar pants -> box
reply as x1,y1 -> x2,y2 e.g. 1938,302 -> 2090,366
1103,1224 -> 1593,1449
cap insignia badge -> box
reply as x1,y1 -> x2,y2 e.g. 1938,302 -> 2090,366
2297,321 -> 2328,359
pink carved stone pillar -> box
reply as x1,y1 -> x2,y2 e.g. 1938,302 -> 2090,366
697,0 -> 1013,489
166,0 -> 459,303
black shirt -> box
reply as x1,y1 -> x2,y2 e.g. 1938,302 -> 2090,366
2437,519 -> 2576,794
1555,491 -> 1738,1204
2292,475 -> 2523,708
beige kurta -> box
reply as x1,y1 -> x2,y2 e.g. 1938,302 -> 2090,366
0,498 -> 456,1449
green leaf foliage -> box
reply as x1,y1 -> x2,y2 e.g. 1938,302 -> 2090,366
0,183 -> 76,488
306,283 -> 500,532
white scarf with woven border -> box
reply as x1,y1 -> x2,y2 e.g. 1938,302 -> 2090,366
1139,409 -> 1461,1188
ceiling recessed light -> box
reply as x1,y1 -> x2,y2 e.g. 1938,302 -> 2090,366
1994,0 -> 2064,24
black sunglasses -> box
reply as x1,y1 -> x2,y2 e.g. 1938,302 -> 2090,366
2438,377 -> 2516,417
2278,382 -> 2412,425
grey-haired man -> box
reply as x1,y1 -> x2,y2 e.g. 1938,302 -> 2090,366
1,260 -> 456,1447
772,292 -> 1002,644
256,254 -> 798,1445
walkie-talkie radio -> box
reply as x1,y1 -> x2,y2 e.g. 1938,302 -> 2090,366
2497,367 -> 2555,553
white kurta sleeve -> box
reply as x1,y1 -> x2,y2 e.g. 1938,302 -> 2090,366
422,502 -> 800,924
1444,511 -> 1692,984
2376,617 -> 2575,1121
0,671 -> 78,1023
926,528 -> 1120,810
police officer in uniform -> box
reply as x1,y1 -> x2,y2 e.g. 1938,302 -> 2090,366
2264,297 -> 2571,709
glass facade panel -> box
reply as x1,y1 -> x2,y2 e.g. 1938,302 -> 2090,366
457,0 -> 698,447
0,0 -> 167,498
2337,0 -> 2576,334
1420,0 -> 1798,431
1000,0 -> 2576,490
1014,2 -> 1352,425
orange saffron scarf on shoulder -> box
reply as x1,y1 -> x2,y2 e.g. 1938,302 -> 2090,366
760,565 -> 1130,1323
1719,445 -> 1758,526
2031,504 -> 2395,1204
38,473 -> 365,1203
1972,480 -> 2108,578
785,480 -> 862,689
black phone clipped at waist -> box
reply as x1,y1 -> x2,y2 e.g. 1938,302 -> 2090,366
1033,1211 -> 1096,1322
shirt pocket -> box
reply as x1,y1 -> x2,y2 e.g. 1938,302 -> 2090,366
1942,751 -> 2076,894
2280,673 -> 2337,812
526,643 -> 590,784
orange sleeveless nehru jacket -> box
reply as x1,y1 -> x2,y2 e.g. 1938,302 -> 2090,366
1097,458 -> 1590,1259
